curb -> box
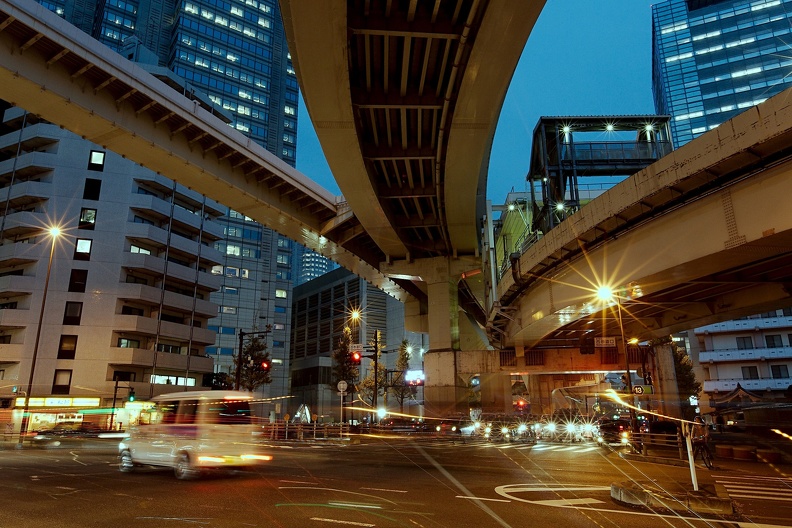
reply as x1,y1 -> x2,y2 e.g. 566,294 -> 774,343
611,480 -> 734,516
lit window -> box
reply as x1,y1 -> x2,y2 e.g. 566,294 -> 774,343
211,265 -> 223,275
74,239 -> 92,260
275,289 -> 287,298
130,245 -> 151,255
88,150 -> 105,171
79,208 -> 97,230
221,306 -> 237,314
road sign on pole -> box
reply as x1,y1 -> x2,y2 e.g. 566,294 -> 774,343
350,344 -> 363,352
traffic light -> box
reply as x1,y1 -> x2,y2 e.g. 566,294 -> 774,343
128,388 -> 136,402
351,351 -> 361,364
260,360 -> 270,373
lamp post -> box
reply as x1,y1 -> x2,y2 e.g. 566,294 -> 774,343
596,286 -> 637,433
234,324 -> 272,390
17,227 -> 60,447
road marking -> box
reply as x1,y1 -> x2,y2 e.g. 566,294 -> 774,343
729,494 -> 792,502
310,518 -> 375,527
533,498 -> 606,506
360,487 -> 407,493
455,496 -> 511,503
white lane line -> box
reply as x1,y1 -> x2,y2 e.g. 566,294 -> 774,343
728,494 -> 792,502
533,498 -> 606,507
723,485 -> 792,493
455,496 -> 511,503
360,487 -> 407,493
310,518 -> 374,527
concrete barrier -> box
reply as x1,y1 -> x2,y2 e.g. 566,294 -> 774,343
732,445 -> 756,461
715,444 -> 733,458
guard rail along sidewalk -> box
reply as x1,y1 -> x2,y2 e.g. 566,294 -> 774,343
631,431 -> 686,459
260,421 -> 351,442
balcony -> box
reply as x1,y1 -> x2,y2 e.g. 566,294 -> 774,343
704,378 -> 792,393
0,343 -> 26,362
116,283 -> 218,317
0,241 -> 44,266
0,274 -> 36,296
1,210 -> 49,237
0,307 -> 31,328
0,122 -> 61,153
699,347 -> 792,363
696,317 -> 792,333
122,252 -> 222,290
0,180 -> 52,207
108,347 -> 213,373
126,223 -> 224,267
0,151 -> 55,181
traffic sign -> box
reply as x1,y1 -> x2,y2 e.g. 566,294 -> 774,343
594,337 -> 616,347
337,381 -> 348,392
632,385 -> 654,395
350,344 -> 363,352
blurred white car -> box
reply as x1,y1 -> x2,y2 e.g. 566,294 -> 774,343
118,390 -> 271,479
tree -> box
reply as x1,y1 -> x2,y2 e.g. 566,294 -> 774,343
357,331 -> 387,411
232,335 -> 272,392
330,327 -> 359,421
389,340 -> 415,413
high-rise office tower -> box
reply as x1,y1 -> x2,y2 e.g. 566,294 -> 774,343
0,0 -> 300,429
291,244 -> 339,287
652,0 -> 792,147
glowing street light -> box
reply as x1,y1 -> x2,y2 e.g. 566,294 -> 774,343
18,226 -> 61,447
596,285 -> 637,433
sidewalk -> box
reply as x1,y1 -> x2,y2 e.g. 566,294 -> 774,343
611,428 -> 792,516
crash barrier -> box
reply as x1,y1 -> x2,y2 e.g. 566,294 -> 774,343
631,432 -> 685,459
714,444 -> 784,463
260,421 -> 350,441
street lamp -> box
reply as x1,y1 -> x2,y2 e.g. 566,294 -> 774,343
596,285 -> 637,433
349,310 -> 383,415
17,226 -> 61,447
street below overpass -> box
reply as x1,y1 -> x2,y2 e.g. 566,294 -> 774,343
1,435 -> 790,527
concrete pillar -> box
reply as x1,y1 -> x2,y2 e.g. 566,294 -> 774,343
654,343 -> 681,419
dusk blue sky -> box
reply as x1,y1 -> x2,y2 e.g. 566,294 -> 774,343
296,0 -> 659,203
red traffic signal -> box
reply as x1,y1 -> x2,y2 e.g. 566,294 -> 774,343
260,360 -> 270,372
351,351 -> 361,364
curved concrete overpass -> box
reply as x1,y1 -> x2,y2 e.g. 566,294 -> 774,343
491,88 -> 792,352
281,0 -> 543,262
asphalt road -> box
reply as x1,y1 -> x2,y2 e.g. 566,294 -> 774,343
1,435 -> 790,528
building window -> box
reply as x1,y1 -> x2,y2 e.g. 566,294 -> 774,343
221,306 -> 237,314
211,265 -> 223,275
63,302 -> 83,325
52,369 -> 72,394
275,289 -> 287,298
276,254 -> 289,265
736,336 -> 753,350
741,366 -> 759,380
771,365 -> 789,379
74,239 -> 92,260
112,371 -> 136,382
223,286 -> 238,295
78,208 -> 97,230
121,306 -> 144,316
57,335 -> 78,359
83,178 -> 101,200
130,245 -> 151,255
274,306 -> 286,314
226,267 -> 239,277
68,269 -> 88,293
118,338 -> 140,348
765,335 -> 783,348
87,150 -> 105,171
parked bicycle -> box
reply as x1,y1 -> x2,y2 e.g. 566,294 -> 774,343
692,436 -> 714,469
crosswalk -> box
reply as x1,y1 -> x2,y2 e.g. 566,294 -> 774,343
715,474 -> 792,503
415,438 -> 603,453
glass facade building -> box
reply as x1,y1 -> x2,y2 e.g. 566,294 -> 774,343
652,0 -> 792,146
